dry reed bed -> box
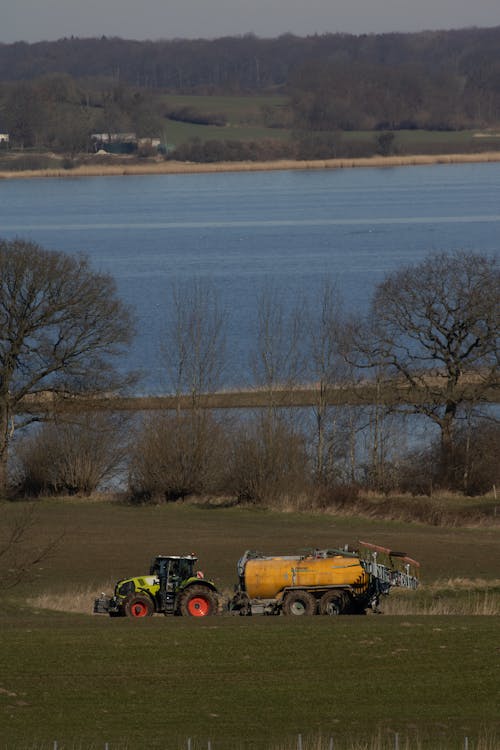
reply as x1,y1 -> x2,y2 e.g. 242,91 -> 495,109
2,151 -> 500,180
29,579 -> 500,617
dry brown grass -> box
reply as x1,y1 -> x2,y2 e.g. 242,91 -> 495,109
273,730 -> 500,750
28,582 -> 114,615
28,577 -> 500,617
382,590 -> 500,616
381,576 -> 500,616
321,491 -> 500,528
2,151 -> 500,180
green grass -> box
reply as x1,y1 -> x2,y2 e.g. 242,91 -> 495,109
163,119 -> 290,147
3,499 -> 500,594
0,613 -> 498,748
160,93 -> 290,147
1,500 -> 499,748
163,94 -> 289,124
156,94 -> 500,153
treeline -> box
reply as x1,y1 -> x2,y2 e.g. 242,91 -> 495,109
0,74 -> 423,160
13,410 -> 500,510
1,26 -> 500,147
4,240 -> 498,505
0,75 -> 165,152
1,28 -> 500,102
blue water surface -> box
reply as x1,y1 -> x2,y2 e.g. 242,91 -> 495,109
1,162 -> 499,390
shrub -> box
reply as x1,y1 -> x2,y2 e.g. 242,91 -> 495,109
294,131 -> 344,160
452,420 -> 500,496
375,131 -> 396,156
227,415 -> 311,505
313,482 -> 360,510
169,138 -> 292,163
166,106 -> 227,127
398,420 -> 500,496
2,154 -> 58,171
14,415 -> 126,496
128,411 -> 230,503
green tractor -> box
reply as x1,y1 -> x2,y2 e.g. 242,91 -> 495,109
93,554 -> 219,618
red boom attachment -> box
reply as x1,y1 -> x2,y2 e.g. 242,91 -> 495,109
358,540 -> 420,590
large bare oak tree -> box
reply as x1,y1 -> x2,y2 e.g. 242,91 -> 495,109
356,251 -> 499,483
0,238 -> 134,494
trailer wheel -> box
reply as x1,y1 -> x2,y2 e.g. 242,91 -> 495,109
179,586 -> 217,617
124,594 -> 154,618
282,590 -> 317,616
319,590 -> 347,616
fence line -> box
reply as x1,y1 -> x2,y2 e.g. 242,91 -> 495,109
16,734 -> 493,750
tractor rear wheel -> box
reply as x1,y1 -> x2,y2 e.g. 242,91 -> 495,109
282,590 -> 317,616
178,586 -> 218,617
124,594 -> 154,618
319,590 -> 347,615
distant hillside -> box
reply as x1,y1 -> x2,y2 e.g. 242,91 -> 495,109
0,27 -> 499,95
1,27 -> 499,159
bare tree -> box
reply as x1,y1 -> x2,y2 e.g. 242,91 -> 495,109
251,284 -> 303,413
154,280 -> 228,500
162,279 -> 227,407
0,503 -> 63,589
354,251 -> 499,484
228,413 -> 310,506
0,238 -> 134,494
302,279 -> 346,482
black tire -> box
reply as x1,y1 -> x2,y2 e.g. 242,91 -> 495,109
282,590 -> 317,616
123,594 -> 154,618
178,585 -> 218,617
319,590 -> 347,616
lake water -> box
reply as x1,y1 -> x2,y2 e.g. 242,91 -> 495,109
1,162 -> 499,391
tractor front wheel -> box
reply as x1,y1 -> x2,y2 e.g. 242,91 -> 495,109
179,586 -> 218,617
124,594 -> 154,618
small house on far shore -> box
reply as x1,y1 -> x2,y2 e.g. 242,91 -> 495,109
91,133 -> 161,154
0,132 -> 9,145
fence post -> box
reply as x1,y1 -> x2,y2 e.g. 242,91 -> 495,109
53,742 -> 58,750
297,734 -> 303,750
187,738 -> 192,750
329,737 -> 334,750
464,737 -> 469,750
208,741 -> 212,750
394,733 -> 399,750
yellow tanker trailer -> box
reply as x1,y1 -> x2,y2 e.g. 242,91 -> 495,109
230,542 -> 419,616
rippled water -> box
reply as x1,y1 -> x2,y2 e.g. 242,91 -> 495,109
1,162 -> 499,389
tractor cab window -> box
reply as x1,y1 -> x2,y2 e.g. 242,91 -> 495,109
149,557 -> 195,581
177,558 -> 195,580
169,559 -> 181,580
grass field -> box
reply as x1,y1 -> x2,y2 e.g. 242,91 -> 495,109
1,499 -> 499,748
162,94 -> 291,146
162,94 -> 288,123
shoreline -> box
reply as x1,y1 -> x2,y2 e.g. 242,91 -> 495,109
1,151 -> 500,180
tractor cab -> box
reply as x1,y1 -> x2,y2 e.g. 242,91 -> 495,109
150,555 -> 197,590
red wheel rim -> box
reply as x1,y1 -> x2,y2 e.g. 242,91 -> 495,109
187,596 -> 210,617
131,602 -> 148,617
